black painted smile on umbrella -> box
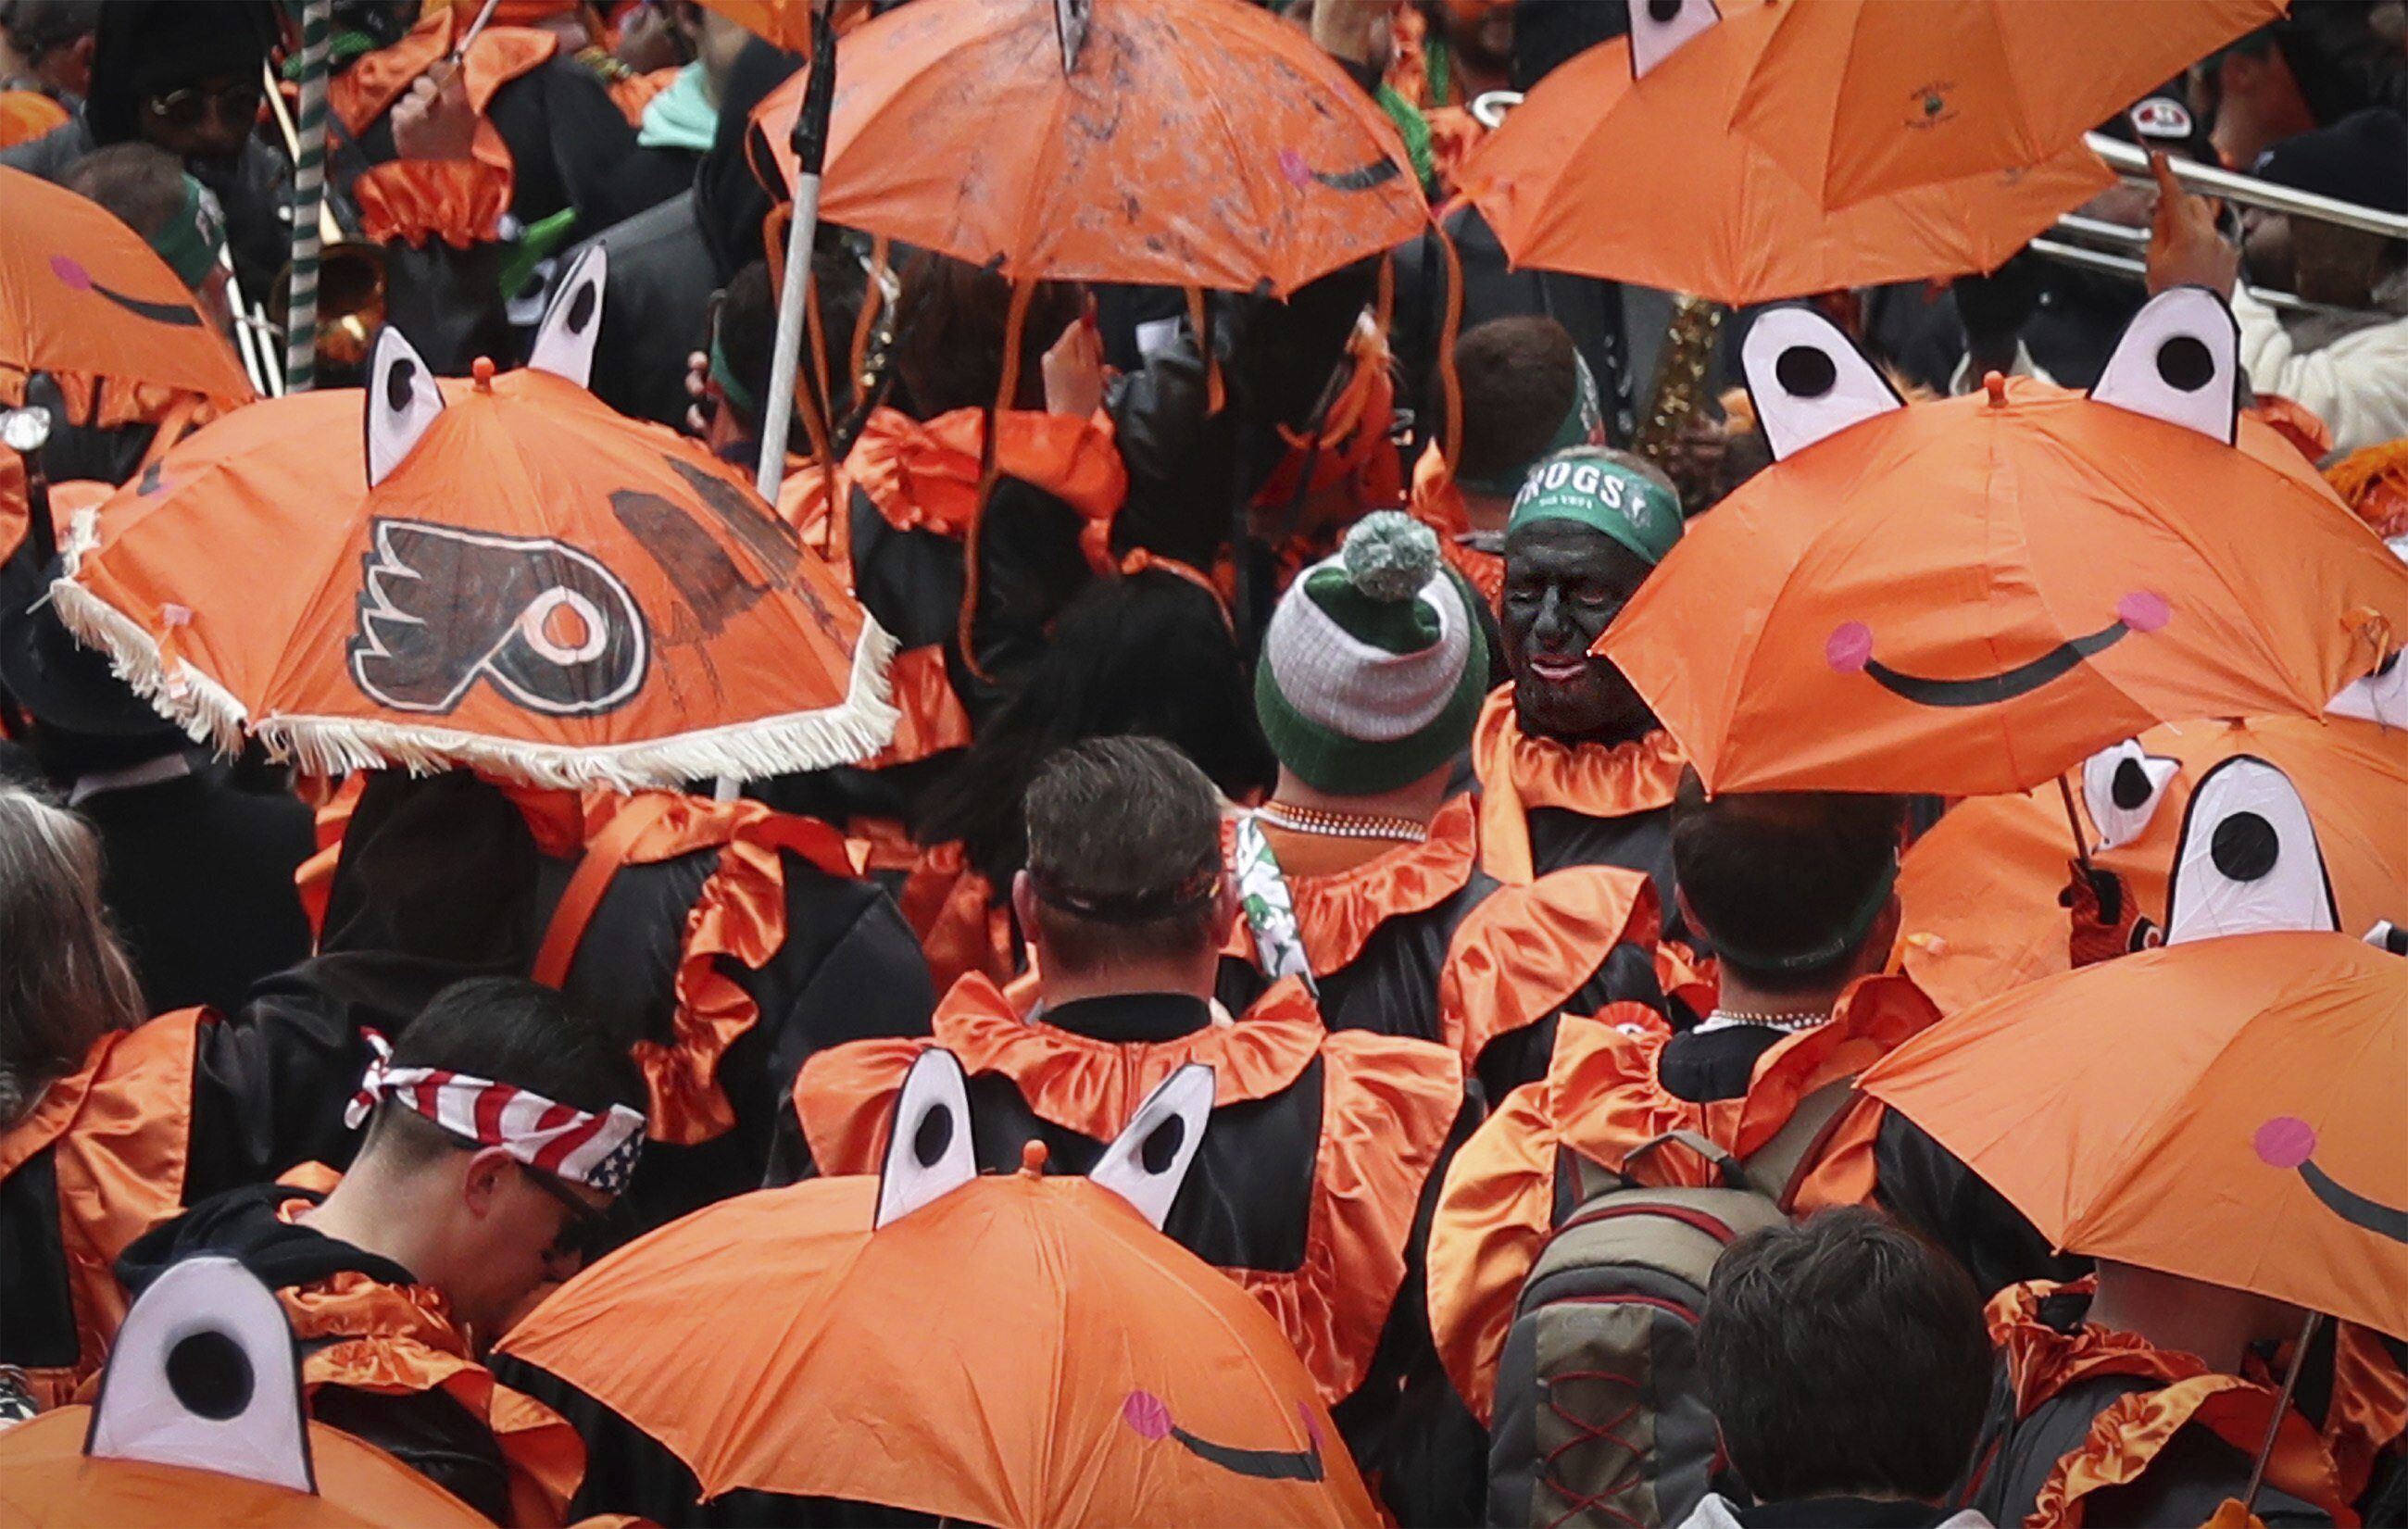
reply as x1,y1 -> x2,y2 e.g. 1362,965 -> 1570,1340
51,254 -> 203,327
1122,1391 -> 1325,1483
2257,1116 -> 2408,1244
1825,592 -> 2171,708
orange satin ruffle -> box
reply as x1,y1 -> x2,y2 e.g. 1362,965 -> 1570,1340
1990,1280 -> 2357,1529
605,65 -> 678,128
859,642 -> 973,771
6,373 -> 230,439
796,974 -> 1331,1173
329,8 -> 557,193
1251,321 -> 1402,527
1426,973 -> 1936,1420
270,1222 -> 585,1529
1410,442 -> 1504,609
887,838 -> 1016,995
845,406 -> 1127,543
1219,795 -> 1479,977
1233,1029 -> 1461,1405
795,974 -> 1460,1406
584,792 -> 856,1146
1472,687 -> 1687,884
295,772 -> 369,942
354,158 -> 509,249
2,1009 -> 202,1409
1436,861 -> 1658,1073
2246,393 -> 2333,467
2326,1324 -> 2408,1503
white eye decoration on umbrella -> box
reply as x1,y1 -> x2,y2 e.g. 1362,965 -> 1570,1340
2163,755 -> 2339,946
2080,738 -> 2181,853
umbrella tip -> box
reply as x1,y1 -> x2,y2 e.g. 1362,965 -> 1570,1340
1018,1139 -> 1048,1178
1983,370 -> 2008,406
472,356 -> 497,391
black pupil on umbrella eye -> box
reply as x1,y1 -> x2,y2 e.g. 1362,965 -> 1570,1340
385,358 -> 417,412
2210,811 -> 2280,882
1141,1115 -> 1185,1174
166,1330 -> 252,1421
1648,0 -> 1683,22
913,1105 -> 953,1167
568,282 -> 597,332
2155,335 -> 2214,392
1775,345 -> 1837,399
2111,758 -> 2153,810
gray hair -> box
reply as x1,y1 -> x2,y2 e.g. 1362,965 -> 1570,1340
0,787 -> 143,1129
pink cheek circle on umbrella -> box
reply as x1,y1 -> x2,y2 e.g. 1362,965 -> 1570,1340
2255,1115 -> 2317,1171
1826,621 -> 1875,674
1277,149 -> 1311,188
2117,591 -> 2173,633
50,255 -> 94,292
1122,1390 -> 1173,1441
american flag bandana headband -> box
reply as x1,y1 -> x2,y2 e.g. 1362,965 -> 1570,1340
344,1033 -> 646,1195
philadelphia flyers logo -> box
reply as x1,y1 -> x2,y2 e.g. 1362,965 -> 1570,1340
348,520 -> 648,717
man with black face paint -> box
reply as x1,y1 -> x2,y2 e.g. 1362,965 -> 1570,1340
1474,445 -> 1695,946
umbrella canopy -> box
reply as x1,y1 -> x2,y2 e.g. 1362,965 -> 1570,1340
698,0 -> 869,52
0,165 -> 254,417
1596,289 -> 2408,795
502,1053 -> 1379,1527
1724,0 -> 2281,209
1456,0 -> 2112,305
753,0 -> 1427,294
1899,716 -> 2408,1012
1861,932 -> 2408,1340
51,250 -> 897,790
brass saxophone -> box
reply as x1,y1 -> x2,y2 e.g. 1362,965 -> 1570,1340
1630,293 -> 1724,477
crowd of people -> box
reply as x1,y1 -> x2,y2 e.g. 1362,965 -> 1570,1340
3,0 -> 2407,1526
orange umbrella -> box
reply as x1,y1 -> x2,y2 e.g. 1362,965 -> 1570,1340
1597,290 -> 2408,795
1860,932 -> 2408,1340
1725,0 -> 2280,209
1456,0 -> 2112,304
51,255 -> 898,790
0,165 -> 254,419
753,0 -> 1426,295
501,1063 -> 1379,1526
1900,716 -> 2408,1012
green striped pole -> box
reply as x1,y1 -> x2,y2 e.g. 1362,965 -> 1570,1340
283,0 -> 334,392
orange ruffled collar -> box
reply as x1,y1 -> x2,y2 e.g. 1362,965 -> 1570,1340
1223,795 -> 1479,977
1473,686 -> 1686,884
1545,972 -> 1938,1174
844,406 -> 1126,545
504,786 -> 859,1146
933,972 -> 1325,1134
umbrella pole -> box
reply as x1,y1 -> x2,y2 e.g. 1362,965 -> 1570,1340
282,0 -> 334,393
2055,772 -> 2093,871
2242,1309 -> 2325,1511
754,3 -> 838,503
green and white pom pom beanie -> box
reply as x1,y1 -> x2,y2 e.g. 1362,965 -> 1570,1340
1254,511 -> 1488,796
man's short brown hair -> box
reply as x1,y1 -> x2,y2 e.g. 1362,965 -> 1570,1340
1022,736 -> 1223,971
1431,316 -> 1580,486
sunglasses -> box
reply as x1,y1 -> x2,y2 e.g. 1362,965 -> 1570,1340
520,1162 -> 621,1266
144,78 -> 263,131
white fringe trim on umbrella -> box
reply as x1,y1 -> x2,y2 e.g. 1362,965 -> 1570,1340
49,573 -> 905,792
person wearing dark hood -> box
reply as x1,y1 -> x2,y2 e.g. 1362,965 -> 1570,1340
119,977 -> 636,1526
1474,445 -> 1693,940
2,0 -> 288,301
0,598 -> 313,1016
